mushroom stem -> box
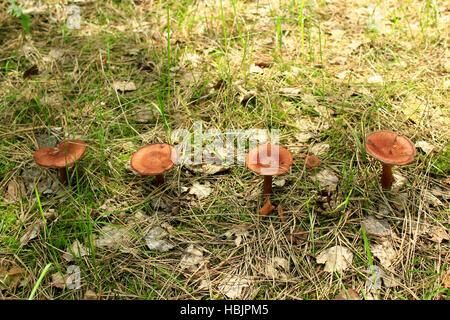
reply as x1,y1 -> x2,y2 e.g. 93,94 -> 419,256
58,167 -> 68,184
263,175 -> 273,195
381,163 -> 395,189
155,174 -> 164,186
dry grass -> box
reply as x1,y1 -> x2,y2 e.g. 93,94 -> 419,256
0,0 -> 448,300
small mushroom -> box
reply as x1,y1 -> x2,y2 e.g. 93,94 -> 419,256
246,144 -> 293,196
365,131 -> 416,189
34,140 -> 86,184
305,155 -> 320,169
130,143 -> 178,186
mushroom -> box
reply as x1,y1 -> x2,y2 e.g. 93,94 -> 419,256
305,155 -> 320,169
130,143 -> 178,186
365,130 -> 416,189
246,144 -> 293,196
34,140 -> 86,184
246,144 -> 293,217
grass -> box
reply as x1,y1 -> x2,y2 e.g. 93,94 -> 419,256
0,0 -> 448,300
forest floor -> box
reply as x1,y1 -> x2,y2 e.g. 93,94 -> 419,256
0,0 -> 449,300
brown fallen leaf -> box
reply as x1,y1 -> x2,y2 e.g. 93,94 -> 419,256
84,289 -> 99,300
51,272 -> 68,289
334,288 -> 361,300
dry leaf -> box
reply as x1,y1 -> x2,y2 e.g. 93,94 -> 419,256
362,216 -> 391,237
144,226 -> 174,252
313,169 -> 339,192
328,56 -> 347,65
185,163 -> 230,175
264,257 -> 289,280
371,241 -> 397,269
249,64 -> 264,74
2,265 -> 26,289
294,132 -> 314,143
335,70 -> 350,79
279,87 -> 302,96
44,209 -> 58,222
423,190 -> 444,207
51,272 -> 68,289
311,143 -> 330,156
20,222 -> 43,246
112,81 -> 137,92
316,245 -> 353,273
180,244 -> 207,273
334,288 -> 361,300
62,240 -> 91,262
84,289 -> 98,300
94,225 -> 133,251
416,141 -> 437,155
3,179 -> 25,203
428,226 -> 450,243
218,275 -> 251,299
365,265 -> 383,293
391,173 -> 407,192
189,182 -> 213,199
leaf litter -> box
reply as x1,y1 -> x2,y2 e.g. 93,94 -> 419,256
144,226 -> 174,252
316,245 -> 353,273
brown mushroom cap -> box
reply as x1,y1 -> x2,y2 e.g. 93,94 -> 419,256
245,144 -> 293,176
305,155 -> 320,169
130,143 -> 178,176
365,131 -> 416,166
34,140 -> 86,168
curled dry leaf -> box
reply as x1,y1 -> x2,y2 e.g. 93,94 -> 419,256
3,179 -> 25,203
423,190 -> 444,207
316,245 -> 353,273
189,182 -> 213,200
416,141 -> 437,155
20,221 -> 44,246
371,241 -> 397,269
218,275 -> 252,299
333,288 -> 361,300
391,173 -> 407,192
51,272 -> 69,289
144,226 -> 174,252
428,226 -> 450,243
180,244 -> 208,273
1,265 -> 26,289
264,257 -> 289,280
362,215 -> 391,238
62,240 -> 91,262
84,289 -> 98,300
312,169 -> 339,192
44,209 -> 58,222
112,81 -> 137,92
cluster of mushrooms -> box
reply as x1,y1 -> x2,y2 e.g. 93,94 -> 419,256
33,130 -> 417,218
